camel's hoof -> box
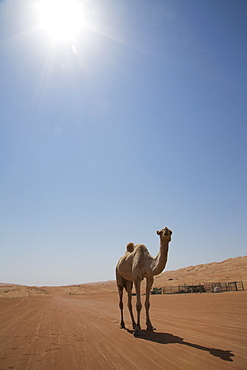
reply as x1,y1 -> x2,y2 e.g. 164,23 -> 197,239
147,326 -> 155,331
120,324 -> 125,329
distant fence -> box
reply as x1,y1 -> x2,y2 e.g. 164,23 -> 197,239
156,281 -> 244,294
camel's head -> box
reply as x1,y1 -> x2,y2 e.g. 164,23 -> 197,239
157,227 -> 172,242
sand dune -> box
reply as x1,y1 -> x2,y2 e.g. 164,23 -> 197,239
1,256 -> 246,298
153,256 -> 247,289
0,256 -> 247,369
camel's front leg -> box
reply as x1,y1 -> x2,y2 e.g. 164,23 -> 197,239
134,279 -> 142,336
145,276 -> 154,331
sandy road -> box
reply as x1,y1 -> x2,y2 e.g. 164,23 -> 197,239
0,291 -> 246,369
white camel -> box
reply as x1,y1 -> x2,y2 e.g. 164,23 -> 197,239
116,227 -> 172,336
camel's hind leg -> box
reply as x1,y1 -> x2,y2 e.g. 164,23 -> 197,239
116,273 -> 125,329
117,284 -> 125,329
125,280 -> 136,330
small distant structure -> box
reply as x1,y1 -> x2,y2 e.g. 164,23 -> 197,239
214,286 -> 222,293
158,281 -> 244,294
151,287 -> 162,295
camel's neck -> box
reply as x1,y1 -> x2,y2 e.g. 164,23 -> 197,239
151,239 -> 169,276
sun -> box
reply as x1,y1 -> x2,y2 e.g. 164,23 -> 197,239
38,0 -> 84,41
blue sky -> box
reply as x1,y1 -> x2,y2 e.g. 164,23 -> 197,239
0,0 -> 246,286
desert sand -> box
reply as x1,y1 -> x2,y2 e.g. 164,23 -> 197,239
153,256 -> 247,289
0,256 -> 247,369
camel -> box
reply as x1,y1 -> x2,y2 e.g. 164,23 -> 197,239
116,227 -> 172,336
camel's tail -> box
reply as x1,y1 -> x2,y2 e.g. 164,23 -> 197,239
126,242 -> 135,253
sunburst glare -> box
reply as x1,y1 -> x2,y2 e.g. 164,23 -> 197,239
38,0 -> 84,41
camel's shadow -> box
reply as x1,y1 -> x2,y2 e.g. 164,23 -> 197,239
126,329 -> 234,362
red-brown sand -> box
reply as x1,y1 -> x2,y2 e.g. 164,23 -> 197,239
154,256 -> 247,289
0,256 -> 246,369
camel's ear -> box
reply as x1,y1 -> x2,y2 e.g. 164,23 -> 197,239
156,230 -> 160,235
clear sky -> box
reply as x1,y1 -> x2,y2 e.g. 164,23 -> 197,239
0,0 -> 246,286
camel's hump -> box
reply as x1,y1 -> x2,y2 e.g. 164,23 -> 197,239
135,244 -> 147,251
